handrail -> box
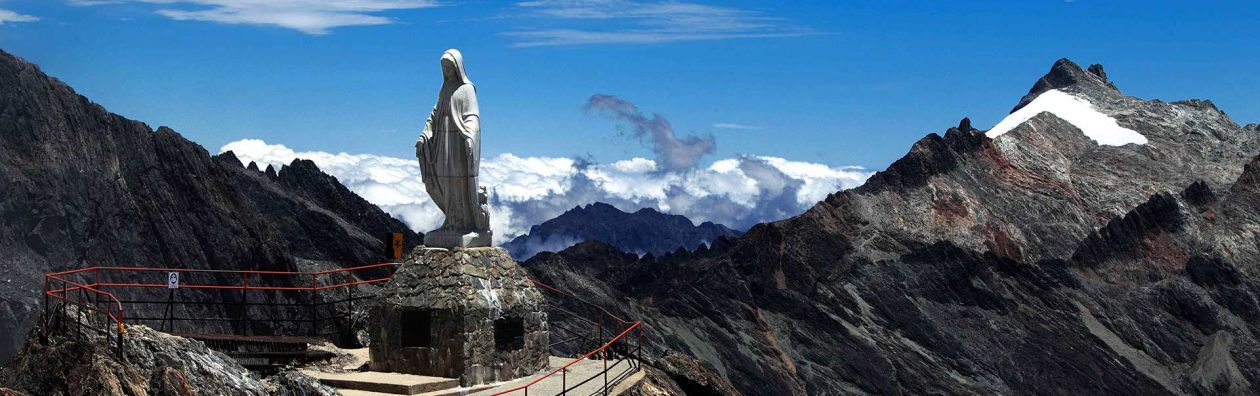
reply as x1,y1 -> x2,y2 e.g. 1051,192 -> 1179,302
529,278 -> 634,325
44,271 -> 129,359
45,274 -> 125,315
42,262 -> 402,358
45,263 -> 645,396
49,263 -> 399,291
490,321 -> 642,396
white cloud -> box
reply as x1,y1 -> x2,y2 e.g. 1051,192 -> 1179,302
713,123 -> 762,130
0,9 -> 39,25
71,0 -> 440,35
221,139 -> 871,245
505,0 -> 813,47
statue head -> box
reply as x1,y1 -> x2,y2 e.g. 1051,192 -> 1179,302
440,49 -> 472,86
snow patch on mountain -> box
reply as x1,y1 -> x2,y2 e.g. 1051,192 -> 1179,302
988,89 -> 1148,146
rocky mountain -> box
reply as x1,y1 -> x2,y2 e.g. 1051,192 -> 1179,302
0,306 -> 337,395
523,59 -> 1260,395
504,202 -> 741,260
0,49 -> 418,364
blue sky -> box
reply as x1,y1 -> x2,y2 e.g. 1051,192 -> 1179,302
1,0 -> 1257,170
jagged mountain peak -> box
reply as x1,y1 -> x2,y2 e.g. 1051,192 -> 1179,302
957,117 -> 974,132
1012,58 -> 1120,113
215,150 -> 243,167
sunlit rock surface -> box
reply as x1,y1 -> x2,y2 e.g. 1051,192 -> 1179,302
523,60 -> 1260,395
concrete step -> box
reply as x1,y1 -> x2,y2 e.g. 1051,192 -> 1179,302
336,383 -> 499,396
303,371 -> 460,395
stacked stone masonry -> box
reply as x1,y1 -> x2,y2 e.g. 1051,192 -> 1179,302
369,246 -> 549,386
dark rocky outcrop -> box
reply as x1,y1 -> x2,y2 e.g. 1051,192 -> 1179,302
0,49 -> 418,363
503,202 -> 741,260
0,308 -> 270,395
0,307 -> 340,395
524,59 -> 1260,394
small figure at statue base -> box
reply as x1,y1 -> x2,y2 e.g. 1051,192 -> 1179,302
423,230 -> 492,249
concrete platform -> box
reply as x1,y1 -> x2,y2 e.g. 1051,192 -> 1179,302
463,356 -> 639,396
310,356 -> 640,396
303,371 -> 459,395
338,384 -> 500,396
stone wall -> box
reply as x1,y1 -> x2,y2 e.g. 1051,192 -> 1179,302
369,247 -> 549,386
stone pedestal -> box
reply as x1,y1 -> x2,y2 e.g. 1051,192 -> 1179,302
368,246 -> 548,386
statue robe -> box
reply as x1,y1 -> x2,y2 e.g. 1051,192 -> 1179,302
416,65 -> 489,233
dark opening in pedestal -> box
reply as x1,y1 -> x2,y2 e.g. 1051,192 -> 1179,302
401,309 -> 432,348
494,317 -> 525,351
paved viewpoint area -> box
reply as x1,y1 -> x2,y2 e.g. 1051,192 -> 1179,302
308,356 -> 640,396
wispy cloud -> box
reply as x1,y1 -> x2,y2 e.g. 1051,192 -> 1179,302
504,0 -> 812,47
586,94 -> 715,172
712,123 -> 761,130
0,8 -> 39,25
70,0 -> 441,35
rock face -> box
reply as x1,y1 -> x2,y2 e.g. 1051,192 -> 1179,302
369,247 -> 548,386
0,308 -> 269,395
504,202 -> 741,260
523,59 -> 1260,395
0,49 -> 419,363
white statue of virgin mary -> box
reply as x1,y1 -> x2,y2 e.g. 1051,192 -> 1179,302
415,49 -> 491,248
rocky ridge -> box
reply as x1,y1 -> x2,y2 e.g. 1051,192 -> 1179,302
523,59 -> 1260,395
0,49 -> 418,363
504,202 -> 741,260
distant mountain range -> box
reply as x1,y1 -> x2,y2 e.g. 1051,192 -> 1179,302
0,50 -> 417,363
523,59 -> 1260,395
502,202 -> 741,260
8,45 -> 1260,395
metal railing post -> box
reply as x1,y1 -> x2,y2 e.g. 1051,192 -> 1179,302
76,286 -> 83,340
602,314 -> 608,395
347,271 -> 354,340
309,274 -> 319,337
241,273 -> 250,335
61,281 -> 67,330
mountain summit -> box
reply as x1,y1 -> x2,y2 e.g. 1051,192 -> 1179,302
525,59 -> 1260,395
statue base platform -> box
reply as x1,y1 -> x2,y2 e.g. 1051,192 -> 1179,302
424,230 -> 492,249
369,246 -> 549,386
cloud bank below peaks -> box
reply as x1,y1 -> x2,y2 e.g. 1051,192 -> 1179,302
221,139 -> 870,246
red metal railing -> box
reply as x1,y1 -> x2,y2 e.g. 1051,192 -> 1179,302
491,280 -> 645,396
43,263 -> 400,357
44,268 -> 128,358
46,265 -> 647,395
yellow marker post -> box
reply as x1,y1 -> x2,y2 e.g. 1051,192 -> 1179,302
391,232 -> 404,260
